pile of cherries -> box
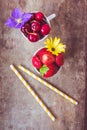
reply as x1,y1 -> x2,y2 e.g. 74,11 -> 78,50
21,12 -> 51,42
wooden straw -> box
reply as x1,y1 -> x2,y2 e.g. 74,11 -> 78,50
10,64 -> 55,121
18,65 -> 78,105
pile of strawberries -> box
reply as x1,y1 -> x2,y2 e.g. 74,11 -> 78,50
21,12 -> 50,42
32,48 -> 64,78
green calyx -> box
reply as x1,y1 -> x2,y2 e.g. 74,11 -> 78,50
39,65 -> 49,76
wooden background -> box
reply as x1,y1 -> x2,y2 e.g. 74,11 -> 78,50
0,0 -> 86,130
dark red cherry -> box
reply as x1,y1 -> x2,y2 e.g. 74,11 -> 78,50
28,33 -> 40,42
31,21 -> 41,32
40,24 -> 50,35
21,23 -> 31,36
35,12 -> 45,21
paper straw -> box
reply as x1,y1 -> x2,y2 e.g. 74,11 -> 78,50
10,65 -> 55,121
18,65 -> 78,105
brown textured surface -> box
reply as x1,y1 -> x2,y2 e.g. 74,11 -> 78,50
0,0 -> 86,130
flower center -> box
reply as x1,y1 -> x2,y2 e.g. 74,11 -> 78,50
16,18 -> 22,23
51,48 -> 55,51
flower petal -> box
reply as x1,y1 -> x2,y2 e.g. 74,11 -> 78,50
44,37 -> 66,56
53,38 -> 60,48
44,38 -> 53,47
5,18 -> 17,28
56,43 -> 66,53
12,8 -> 22,19
50,37 -> 52,44
22,13 -> 33,23
15,22 -> 24,28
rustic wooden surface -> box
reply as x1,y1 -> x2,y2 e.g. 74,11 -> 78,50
0,0 -> 86,130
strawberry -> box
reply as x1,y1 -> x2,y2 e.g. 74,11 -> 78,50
39,63 -> 59,78
56,53 -> 64,66
40,52 -> 55,65
36,48 -> 47,57
32,55 -> 42,69
37,48 -> 55,65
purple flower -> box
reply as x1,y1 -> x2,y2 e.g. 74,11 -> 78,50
5,8 -> 33,28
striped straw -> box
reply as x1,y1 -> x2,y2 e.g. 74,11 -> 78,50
18,65 -> 78,105
10,65 -> 55,121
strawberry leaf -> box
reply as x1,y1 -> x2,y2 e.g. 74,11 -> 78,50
39,65 -> 49,76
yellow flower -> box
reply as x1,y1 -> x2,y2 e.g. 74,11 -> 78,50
44,37 -> 66,56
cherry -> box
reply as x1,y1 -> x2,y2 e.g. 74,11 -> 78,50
40,19 -> 47,25
31,20 -> 41,32
21,23 -> 31,36
35,12 -> 44,21
40,24 -> 50,35
21,26 -> 27,36
28,33 -> 40,42
29,13 -> 35,21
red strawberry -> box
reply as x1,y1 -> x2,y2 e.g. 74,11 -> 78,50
32,55 -> 42,69
56,53 -> 64,66
37,48 -> 47,56
36,48 -> 55,65
40,51 -> 55,65
39,64 -> 59,78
